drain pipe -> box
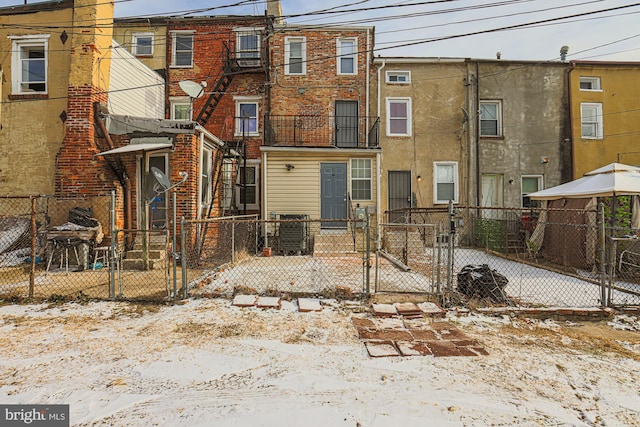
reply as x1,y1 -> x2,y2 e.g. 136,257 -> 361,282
94,103 -> 132,235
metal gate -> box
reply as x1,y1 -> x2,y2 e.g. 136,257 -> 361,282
375,223 -> 444,295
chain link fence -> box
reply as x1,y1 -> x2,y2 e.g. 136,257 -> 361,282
3,195 -> 639,308
0,195 -> 112,301
182,217 -> 371,299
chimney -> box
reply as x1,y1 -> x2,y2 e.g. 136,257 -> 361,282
560,45 -> 569,62
266,0 -> 283,25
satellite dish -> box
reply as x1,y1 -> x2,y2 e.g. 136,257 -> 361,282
151,167 -> 172,190
179,80 -> 205,99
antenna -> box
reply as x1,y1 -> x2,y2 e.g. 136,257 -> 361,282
147,167 -> 188,204
178,81 -> 205,99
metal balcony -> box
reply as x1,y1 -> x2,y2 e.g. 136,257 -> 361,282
264,115 -> 379,148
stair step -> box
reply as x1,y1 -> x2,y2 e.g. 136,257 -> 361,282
121,258 -> 165,270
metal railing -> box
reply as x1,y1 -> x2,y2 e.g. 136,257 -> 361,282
264,115 -> 379,148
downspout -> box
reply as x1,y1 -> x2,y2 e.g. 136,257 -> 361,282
474,60 -> 481,207
366,28 -> 371,146
94,104 -> 132,235
567,62 -> 575,180
376,59 -> 385,234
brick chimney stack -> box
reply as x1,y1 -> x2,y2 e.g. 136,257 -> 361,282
266,0 -> 283,24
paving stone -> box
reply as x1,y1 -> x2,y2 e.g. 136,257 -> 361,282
364,340 -> 401,357
394,302 -> 422,318
417,302 -> 446,318
256,296 -> 281,309
372,303 -> 398,317
397,341 -> 433,356
470,346 -> 490,356
352,317 -> 376,329
436,327 -> 469,340
423,340 -> 463,357
450,339 -> 482,347
372,317 -> 406,330
407,328 -> 438,341
298,298 -> 322,312
232,294 -> 256,307
456,346 -> 480,357
357,328 -> 413,341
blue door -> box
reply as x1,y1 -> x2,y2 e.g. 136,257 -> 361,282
321,163 -> 347,229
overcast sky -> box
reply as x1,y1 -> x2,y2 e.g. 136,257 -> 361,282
2,0 -> 639,61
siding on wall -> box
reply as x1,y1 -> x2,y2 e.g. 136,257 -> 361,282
264,150 -> 378,219
109,42 -> 164,118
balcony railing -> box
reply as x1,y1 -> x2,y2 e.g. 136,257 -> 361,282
264,115 -> 380,148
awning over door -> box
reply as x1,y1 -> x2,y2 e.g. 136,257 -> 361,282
95,137 -> 172,156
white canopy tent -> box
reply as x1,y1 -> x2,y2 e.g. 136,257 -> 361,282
528,163 -> 640,200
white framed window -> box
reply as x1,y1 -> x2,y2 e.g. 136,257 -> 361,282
235,97 -> 259,136
434,162 -> 459,204
579,76 -> 601,91
386,70 -> 410,84
222,160 -> 234,210
480,100 -> 502,137
581,102 -> 603,139
521,175 -> 543,208
337,38 -> 357,75
235,28 -> 261,59
200,144 -> 214,208
170,97 -> 191,120
285,36 -> 306,75
132,32 -> 154,56
236,161 -> 260,211
171,31 -> 194,68
386,97 -> 411,136
9,35 -> 49,94
351,159 -> 372,200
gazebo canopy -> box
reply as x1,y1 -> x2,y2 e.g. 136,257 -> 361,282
529,163 -> 640,200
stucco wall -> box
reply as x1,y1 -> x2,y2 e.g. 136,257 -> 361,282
373,59 -> 468,211
475,61 -> 571,208
0,4 -> 73,195
570,63 -> 640,178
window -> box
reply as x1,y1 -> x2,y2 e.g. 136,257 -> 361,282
222,161 -> 234,210
235,98 -> 259,136
132,32 -> 153,56
434,162 -> 459,204
171,32 -> 193,68
386,70 -> 410,84
579,76 -> 601,91
236,29 -> 260,59
10,35 -> 49,94
170,97 -> 191,120
337,38 -> 357,75
351,159 -> 372,200
201,145 -> 213,207
386,98 -> 411,136
285,36 -> 306,75
581,103 -> 603,139
236,162 -> 260,210
521,175 -> 543,208
480,101 -> 502,137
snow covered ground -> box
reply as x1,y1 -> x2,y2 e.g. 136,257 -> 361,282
1,298 -> 639,426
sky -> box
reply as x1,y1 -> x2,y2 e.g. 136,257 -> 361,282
1,0 -> 639,61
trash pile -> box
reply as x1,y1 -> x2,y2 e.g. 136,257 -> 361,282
456,264 -> 509,303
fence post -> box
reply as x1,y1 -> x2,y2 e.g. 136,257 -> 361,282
365,214 -> 371,296
172,192 -> 178,303
181,216 -> 187,300
110,190 -> 116,300
598,202 -> 607,306
446,200 -> 455,298
29,196 -> 36,298
231,219 -> 236,264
